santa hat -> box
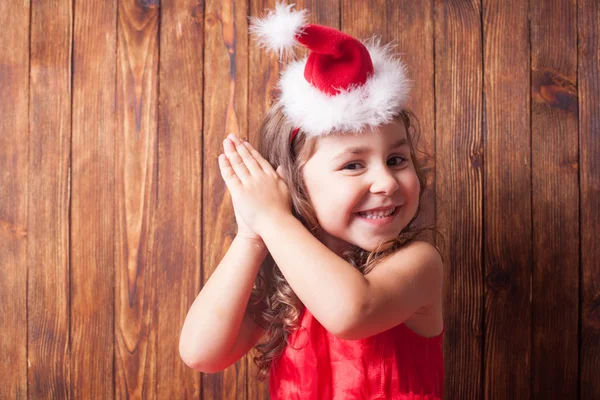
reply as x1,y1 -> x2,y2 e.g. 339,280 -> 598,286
249,2 -> 412,142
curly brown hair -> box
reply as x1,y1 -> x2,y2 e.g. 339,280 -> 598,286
242,100 -> 443,382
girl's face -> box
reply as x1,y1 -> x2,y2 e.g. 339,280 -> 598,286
301,120 -> 420,256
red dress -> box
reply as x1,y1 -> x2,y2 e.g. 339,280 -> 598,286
269,307 -> 444,400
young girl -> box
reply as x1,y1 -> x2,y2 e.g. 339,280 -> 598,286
180,3 -> 445,399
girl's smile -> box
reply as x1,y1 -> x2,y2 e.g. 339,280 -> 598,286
355,205 -> 402,226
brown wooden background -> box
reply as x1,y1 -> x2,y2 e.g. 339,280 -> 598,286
1,0 -> 598,399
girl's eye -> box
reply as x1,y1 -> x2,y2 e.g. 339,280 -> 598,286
388,156 -> 408,166
342,156 -> 408,171
343,163 -> 361,170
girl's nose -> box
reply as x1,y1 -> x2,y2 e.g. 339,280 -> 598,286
370,168 -> 399,196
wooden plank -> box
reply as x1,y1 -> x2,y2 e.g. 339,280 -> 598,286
70,1 -> 117,398
387,2 -> 437,251
482,0 -> 531,397
577,0 -> 600,398
114,1 -> 160,398
530,0 -> 579,398
27,1 -> 73,398
342,0 -> 386,40
201,0 -> 248,399
248,0 -> 283,152
155,0 -> 204,399
0,0 -> 30,398
297,0 -> 340,35
434,0 -> 483,398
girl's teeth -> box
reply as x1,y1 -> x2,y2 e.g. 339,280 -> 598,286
358,208 -> 395,218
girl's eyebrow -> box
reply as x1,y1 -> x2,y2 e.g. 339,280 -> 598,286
331,137 -> 408,160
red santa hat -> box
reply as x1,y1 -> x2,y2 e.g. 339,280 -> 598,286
249,2 -> 412,142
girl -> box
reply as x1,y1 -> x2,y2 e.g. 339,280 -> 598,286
180,3 -> 445,399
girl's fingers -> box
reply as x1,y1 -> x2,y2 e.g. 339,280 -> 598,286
218,153 -> 242,190
226,135 -> 265,177
241,140 -> 278,176
223,137 -> 252,183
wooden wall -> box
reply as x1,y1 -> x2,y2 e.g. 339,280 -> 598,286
1,0 -> 598,398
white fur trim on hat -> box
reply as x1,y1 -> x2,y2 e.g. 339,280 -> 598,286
277,37 -> 413,138
248,3 -> 309,61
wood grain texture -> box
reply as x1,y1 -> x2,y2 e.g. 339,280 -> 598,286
1,1 -> 599,399
70,1 -> 117,399
0,0 -> 30,398
156,0 -> 204,399
434,0 -> 483,398
482,0 -> 531,398
342,0 -> 386,40
530,0 -> 580,398
202,0 -> 249,398
578,0 -> 600,398
27,0 -> 73,398
114,0 -> 160,398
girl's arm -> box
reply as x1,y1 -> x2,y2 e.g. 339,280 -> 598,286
257,214 -> 442,340
257,214 -> 369,337
179,235 -> 267,371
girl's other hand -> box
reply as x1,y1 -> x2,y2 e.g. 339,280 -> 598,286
232,201 -> 265,247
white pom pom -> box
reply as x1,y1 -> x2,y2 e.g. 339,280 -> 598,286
249,2 -> 309,61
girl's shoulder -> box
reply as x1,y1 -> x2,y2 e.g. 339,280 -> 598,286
393,239 -> 443,264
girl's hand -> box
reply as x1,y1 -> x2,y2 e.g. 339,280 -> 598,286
218,133 -> 292,238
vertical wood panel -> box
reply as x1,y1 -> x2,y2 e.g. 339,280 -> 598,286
202,0 -> 248,398
296,0 -> 339,32
114,0 -> 160,398
70,1 -> 117,399
578,0 -> 600,397
482,0 -> 531,398
156,1 -> 204,398
248,0 -> 281,156
434,0 -> 483,398
0,0 -> 30,398
342,0 -> 386,40
27,1 -> 73,397
530,0 -> 579,398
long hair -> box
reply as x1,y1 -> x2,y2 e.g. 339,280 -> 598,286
243,100 -> 443,381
